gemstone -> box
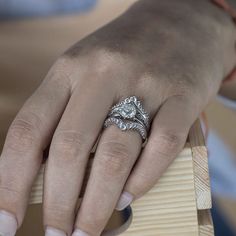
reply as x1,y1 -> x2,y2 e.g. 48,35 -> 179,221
119,104 -> 136,118
125,98 -> 130,103
119,122 -> 127,130
132,96 -> 137,102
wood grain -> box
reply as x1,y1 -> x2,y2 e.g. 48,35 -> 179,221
121,146 -> 199,236
198,210 -> 214,236
189,119 -> 212,210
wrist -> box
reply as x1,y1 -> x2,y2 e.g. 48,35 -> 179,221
127,0 -> 236,83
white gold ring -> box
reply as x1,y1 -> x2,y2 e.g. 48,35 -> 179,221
104,96 -> 150,141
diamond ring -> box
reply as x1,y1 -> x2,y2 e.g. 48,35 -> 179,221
104,96 -> 150,141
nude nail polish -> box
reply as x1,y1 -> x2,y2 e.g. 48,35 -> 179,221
72,229 -> 90,236
115,192 -> 133,211
0,210 -> 18,236
45,227 -> 67,236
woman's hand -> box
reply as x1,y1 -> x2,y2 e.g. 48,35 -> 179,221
0,0 -> 235,235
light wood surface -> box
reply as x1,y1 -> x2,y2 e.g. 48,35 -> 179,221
198,210 -> 214,236
189,120 -> 212,210
121,146 -> 199,236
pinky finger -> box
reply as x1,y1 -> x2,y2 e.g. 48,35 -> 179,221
116,95 -> 199,210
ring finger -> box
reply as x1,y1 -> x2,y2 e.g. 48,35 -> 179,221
72,109 -> 144,235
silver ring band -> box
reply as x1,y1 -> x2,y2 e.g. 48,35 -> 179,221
104,117 -> 147,140
104,96 -> 150,141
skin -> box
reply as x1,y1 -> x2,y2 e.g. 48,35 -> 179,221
0,0 -> 236,235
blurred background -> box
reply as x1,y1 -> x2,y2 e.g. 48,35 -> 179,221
0,0 -> 236,235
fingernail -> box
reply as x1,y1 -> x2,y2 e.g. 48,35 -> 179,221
72,229 -> 90,236
45,226 -> 67,236
115,192 -> 133,211
0,210 -> 18,236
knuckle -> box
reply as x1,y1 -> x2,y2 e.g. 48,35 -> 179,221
152,131 -> 185,158
44,203 -> 73,231
45,56 -> 75,91
0,185 -> 21,205
0,172 -> 22,211
51,130 -> 89,160
90,49 -> 127,79
130,174 -> 153,196
5,113 -> 41,153
76,215 -> 106,235
97,141 -> 132,175
159,132 -> 184,148
53,56 -> 76,74
94,50 -> 115,70
166,61 -> 204,97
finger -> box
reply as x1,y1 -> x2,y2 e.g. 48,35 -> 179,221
72,123 -> 142,236
119,95 -> 199,207
0,65 -> 71,235
43,78 -> 115,236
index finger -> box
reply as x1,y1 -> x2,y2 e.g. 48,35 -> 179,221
0,65 -> 71,235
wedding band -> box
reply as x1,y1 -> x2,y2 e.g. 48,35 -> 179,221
104,96 -> 150,141
104,117 -> 147,140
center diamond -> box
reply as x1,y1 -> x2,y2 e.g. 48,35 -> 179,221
119,103 -> 136,119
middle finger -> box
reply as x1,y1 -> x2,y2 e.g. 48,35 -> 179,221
72,123 -> 142,236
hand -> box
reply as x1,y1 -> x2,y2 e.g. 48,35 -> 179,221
0,0 -> 235,235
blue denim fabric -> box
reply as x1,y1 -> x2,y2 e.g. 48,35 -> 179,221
212,200 -> 236,236
0,0 -> 97,19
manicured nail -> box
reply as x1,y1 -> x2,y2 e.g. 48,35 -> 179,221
0,210 -> 18,236
45,226 -> 67,236
115,192 -> 133,211
72,229 -> 90,236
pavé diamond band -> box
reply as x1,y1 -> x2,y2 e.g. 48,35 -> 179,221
104,96 -> 150,141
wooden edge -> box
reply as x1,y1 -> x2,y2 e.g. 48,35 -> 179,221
189,119 -> 212,210
198,210 -> 214,236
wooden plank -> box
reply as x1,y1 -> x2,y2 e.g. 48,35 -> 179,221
29,146 -> 199,236
198,210 -> 214,236
120,146 -> 199,236
189,119 -> 212,210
